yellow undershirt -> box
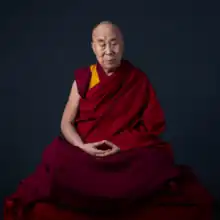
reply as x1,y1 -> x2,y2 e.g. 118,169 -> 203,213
89,64 -> 100,89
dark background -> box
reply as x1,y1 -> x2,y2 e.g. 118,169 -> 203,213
1,0 -> 219,218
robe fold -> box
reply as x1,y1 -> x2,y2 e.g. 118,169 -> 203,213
4,60 -> 213,219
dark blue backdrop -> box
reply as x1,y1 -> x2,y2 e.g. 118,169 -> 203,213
1,0 -> 219,218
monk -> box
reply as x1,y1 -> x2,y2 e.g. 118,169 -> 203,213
4,21 -> 213,220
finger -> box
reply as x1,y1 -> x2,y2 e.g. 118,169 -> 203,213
108,148 -> 120,154
93,141 -> 104,147
100,149 -> 117,157
96,149 -> 111,156
97,140 -> 106,145
107,141 -> 118,149
104,141 -> 114,147
88,148 -> 105,155
95,154 -> 105,157
96,153 -> 108,157
94,149 -> 106,154
95,151 -> 109,157
107,144 -> 117,150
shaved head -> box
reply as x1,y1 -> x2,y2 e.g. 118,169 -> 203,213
92,21 -> 123,42
91,21 -> 124,74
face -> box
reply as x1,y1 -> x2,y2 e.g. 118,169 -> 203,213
92,24 -> 124,73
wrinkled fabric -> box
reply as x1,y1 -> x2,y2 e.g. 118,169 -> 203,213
6,60 -> 183,219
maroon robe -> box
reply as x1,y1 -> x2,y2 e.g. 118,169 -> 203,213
4,60 -> 213,220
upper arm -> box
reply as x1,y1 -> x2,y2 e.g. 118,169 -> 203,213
61,81 -> 80,127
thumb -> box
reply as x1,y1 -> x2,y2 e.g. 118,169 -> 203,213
93,141 -> 105,146
104,140 -> 112,145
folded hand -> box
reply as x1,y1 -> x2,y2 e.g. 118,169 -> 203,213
81,140 -> 120,157
97,140 -> 120,157
81,140 -> 107,156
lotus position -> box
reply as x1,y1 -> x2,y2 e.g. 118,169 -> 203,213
5,21 -> 212,220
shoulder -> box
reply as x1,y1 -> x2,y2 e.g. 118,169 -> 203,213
73,64 -> 94,98
73,66 -> 92,79
73,64 -> 96,84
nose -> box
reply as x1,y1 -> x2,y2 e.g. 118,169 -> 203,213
105,44 -> 113,55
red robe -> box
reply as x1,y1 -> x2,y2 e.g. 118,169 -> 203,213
4,60 -> 213,220
75,60 -> 169,151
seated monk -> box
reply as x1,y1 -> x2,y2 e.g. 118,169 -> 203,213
4,21 -> 213,220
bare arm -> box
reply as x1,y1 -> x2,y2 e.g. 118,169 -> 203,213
60,81 -> 84,148
60,80 -> 118,156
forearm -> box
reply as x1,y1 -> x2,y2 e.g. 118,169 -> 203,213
61,122 -> 84,148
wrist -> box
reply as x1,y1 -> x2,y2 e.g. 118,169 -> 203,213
77,143 -> 85,149
73,140 -> 84,149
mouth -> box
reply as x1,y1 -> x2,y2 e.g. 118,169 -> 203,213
106,59 -> 116,63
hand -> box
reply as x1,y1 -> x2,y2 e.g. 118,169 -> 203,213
98,141 -> 120,157
81,141 -> 107,156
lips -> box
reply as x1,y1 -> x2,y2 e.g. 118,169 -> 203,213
106,59 -> 115,62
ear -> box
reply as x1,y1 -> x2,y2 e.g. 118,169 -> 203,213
91,41 -> 96,54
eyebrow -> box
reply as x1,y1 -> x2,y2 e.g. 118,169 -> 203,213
96,39 -> 105,43
96,38 -> 117,43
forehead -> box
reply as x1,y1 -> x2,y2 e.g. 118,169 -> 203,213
92,24 -> 120,41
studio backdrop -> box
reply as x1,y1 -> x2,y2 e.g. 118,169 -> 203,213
1,0 -> 219,217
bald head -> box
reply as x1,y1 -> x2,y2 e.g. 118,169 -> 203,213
92,21 -> 123,42
91,21 -> 124,74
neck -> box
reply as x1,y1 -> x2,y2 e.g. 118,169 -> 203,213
103,68 -> 116,76
103,61 -> 122,76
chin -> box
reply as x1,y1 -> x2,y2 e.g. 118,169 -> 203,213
108,62 -> 120,68
107,65 -> 118,71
